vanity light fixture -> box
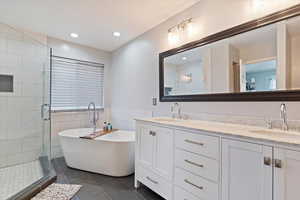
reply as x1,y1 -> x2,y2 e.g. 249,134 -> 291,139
168,18 -> 193,44
70,33 -> 79,38
168,29 -> 179,45
113,32 -> 121,37
181,73 -> 192,83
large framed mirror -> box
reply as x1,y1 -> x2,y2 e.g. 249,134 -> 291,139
159,4 -> 300,101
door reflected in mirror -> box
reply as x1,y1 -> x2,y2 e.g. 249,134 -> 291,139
244,59 -> 277,92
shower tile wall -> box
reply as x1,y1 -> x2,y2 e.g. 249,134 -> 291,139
0,23 -> 47,168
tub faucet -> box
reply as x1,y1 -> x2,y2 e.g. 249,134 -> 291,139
280,103 -> 288,131
88,102 -> 98,132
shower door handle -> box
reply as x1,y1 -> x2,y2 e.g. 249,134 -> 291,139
41,104 -> 50,121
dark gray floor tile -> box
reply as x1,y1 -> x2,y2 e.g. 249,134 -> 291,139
52,158 -> 164,200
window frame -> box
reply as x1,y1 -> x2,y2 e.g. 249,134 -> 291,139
50,55 -> 105,112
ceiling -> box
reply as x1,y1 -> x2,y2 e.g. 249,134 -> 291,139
0,0 -> 201,52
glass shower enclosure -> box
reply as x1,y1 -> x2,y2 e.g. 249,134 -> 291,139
0,22 -> 54,200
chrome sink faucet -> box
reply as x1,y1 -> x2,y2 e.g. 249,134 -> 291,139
88,102 -> 98,132
171,102 -> 182,119
280,103 -> 288,131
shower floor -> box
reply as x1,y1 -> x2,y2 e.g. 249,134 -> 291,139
0,160 -> 44,200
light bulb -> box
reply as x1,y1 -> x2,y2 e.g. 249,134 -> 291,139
253,0 -> 266,10
70,33 -> 79,38
187,21 -> 197,37
168,30 -> 179,45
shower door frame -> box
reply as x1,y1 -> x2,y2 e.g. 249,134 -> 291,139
7,48 -> 57,200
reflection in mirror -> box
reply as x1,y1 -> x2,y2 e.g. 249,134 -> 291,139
286,15 -> 300,90
162,14 -> 300,98
244,59 -> 277,92
229,24 -> 277,92
164,46 -> 210,96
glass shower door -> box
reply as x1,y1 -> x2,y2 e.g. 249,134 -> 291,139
0,22 -> 53,200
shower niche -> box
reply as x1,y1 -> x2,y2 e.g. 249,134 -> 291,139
0,75 -> 13,92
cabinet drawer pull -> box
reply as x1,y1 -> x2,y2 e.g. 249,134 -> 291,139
184,159 -> 204,168
274,159 -> 282,168
184,179 -> 203,190
146,176 -> 158,184
184,139 -> 204,146
264,157 -> 271,166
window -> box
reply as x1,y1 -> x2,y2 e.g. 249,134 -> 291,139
51,56 -> 104,111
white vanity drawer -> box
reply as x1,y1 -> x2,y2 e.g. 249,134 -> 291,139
136,166 -> 172,200
175,149 -> 219,182
175,130 -> 219,160
174,168 -> 219,200
174,186 -> 201,200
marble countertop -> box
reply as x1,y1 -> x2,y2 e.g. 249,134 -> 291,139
135,117 -> 300,147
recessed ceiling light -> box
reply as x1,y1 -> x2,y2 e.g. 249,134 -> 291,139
113,32 -> 121,37
70,33 -> 79,38
182,57 -> 187,60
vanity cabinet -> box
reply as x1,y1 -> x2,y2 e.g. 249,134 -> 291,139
135,120 -> 300,200
222,139 -> 300,200
221,139 -> 273,200
135,123 -> 174,199
137,124 -> 174,179
274,148 -> 300,200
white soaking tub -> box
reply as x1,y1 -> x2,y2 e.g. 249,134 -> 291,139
58,128 -> 135,177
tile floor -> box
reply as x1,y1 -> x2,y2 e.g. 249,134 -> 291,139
0,160 -> 43,200
52,157 -> 164,200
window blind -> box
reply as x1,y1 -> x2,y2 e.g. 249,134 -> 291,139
51,56 -> 104,111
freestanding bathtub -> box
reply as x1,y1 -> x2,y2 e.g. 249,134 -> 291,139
58,128 -> 135,177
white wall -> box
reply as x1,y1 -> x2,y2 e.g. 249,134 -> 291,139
48,37 -> 111,158
110,0 -> 300,131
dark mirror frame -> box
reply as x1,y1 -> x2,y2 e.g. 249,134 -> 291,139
159,4 -> 300,102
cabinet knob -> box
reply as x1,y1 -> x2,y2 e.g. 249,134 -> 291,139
149,131 -> 156,136
264,157 -> 271,166
274,159 -> 283,169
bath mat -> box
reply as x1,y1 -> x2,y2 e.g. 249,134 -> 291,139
31,183 -> 82,200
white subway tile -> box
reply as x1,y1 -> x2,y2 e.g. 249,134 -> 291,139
22,150 -> 40,163
0,37 -> 6,52
22,137 -> 42,152
2,139 -> 22,155
7,39 -> 26,56
6,153 -> 24,166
